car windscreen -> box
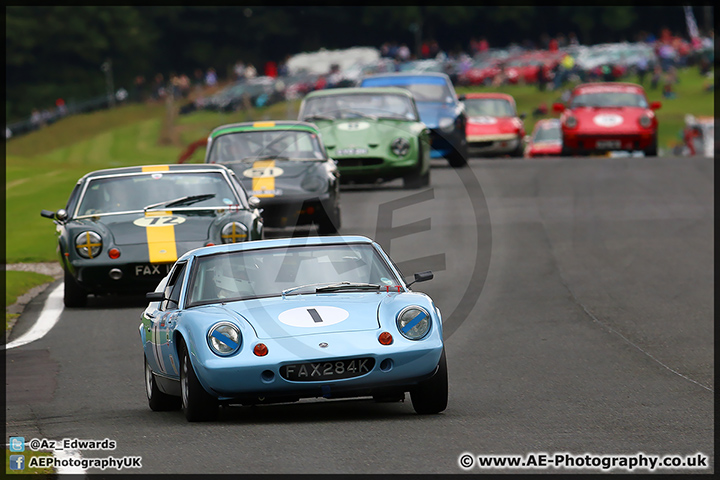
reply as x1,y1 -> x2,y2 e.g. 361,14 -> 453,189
208,130 -> 326,163
533,124 -> 562,142
464,98 -> 515,117
187,243 -> 401,306
76,171 -> 239,216
361,77 -> 454,103
570,92 -> 648,108
301,93 -> 418,120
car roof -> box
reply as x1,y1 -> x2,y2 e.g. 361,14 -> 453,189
209,120 -> 321,139
463,92 -> 515,102
302,86 -> 415,99
361,71 -> 452,81
80,163 -> 231,181
180,235 -> 376,260
573,82 -> 645,94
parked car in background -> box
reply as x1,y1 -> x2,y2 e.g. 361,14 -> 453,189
205,121 -> 341,233
524,119 -> 563,158
41,164 -> 263,307
553,82 -> 661,156
140,235 -> 447,421
461,93 -> 526,157
298,87 -> 431,188
358,72 -> 468,167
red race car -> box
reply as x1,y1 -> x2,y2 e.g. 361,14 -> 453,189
524,119 -> 563,158
553,82 -> 661,156
461,93 -> 526,157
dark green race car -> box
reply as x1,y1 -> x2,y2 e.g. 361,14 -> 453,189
40,164 -> 263,307
298,87 -> 431,189
205,121 -> 341,234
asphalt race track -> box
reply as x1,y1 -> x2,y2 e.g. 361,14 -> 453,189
6,155 -> 713,474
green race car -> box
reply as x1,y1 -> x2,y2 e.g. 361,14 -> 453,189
298,87 -> 431,189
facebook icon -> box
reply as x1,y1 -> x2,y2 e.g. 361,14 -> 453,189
9,455 -> 25,470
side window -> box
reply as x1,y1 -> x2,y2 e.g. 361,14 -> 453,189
161,262 -> 187,311
65,182 -> 83,216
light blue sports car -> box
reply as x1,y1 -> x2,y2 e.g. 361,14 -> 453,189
140,235 -> 447,421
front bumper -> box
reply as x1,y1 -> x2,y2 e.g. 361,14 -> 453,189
335,155 -> 421,182
563,132 -> 655,153
467,134 -> 521,156
257,193 -> 335,228
191,330 -> 444,401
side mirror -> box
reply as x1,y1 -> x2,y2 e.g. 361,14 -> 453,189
40,209 -> 55,219
56,209 -> 68,221
146,292 -> 165,301
458,94 -> 466,101
406,270 -> 433,287
248,196 -> 261,208
519,112 -> 527,120
650,101 -> 662,111
552,103 -> 565,113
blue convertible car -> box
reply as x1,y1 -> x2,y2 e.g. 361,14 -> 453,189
140,235 -> 447,421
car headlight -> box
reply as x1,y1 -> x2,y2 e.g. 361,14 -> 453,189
301,175 -> 325,192
396,306 -> 431,340
207,322 -> 242,356
391,137 -> 411,157
221,222 -> 248,243
639,114 -> 652,128
564,115 -> 578,128
438,117 -> 455,132
75,231 -> 102,259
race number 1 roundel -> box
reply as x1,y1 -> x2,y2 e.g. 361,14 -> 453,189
243,166 -> 284,178
278,306 -> 350,328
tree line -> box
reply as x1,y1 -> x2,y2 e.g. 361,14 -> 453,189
6,6 -> 712,122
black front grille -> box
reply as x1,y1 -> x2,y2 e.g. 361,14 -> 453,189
336,157 -> 384,167
469,141 -> 494,148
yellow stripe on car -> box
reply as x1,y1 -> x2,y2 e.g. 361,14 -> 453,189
252,160 -> 276,198
141,165 -> 170,172
144,210 -> 178,263
253,121 -> 276,128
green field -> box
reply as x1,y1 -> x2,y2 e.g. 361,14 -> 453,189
4,68 -> 713,266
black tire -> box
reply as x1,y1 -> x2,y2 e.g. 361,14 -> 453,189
446,145 -> 468,168
180,342 -> 218,422
145,356 -> 181,411
317,204 -> 341,235
403,169 -> 430,189
63,269 -> 87,308
511,137 -> 525,157
644,135 -> 658,157
410,349 -> 448,414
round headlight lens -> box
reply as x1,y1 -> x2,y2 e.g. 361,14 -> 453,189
301,175 -> 325,192
391,137 -> 411,157
396,306 -> 431,340
564,115 -> 578,128
439,117 -> 455,132
207,322 -> 242,356
639,114 -> 652,128
221,222 -> 248,243
75,231 -> 102,259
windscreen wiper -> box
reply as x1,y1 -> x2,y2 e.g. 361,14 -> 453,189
144,193 -> 216,210
315,282 -> 381,293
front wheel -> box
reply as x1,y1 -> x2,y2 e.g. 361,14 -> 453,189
317,204 -> 341,235
180,342 -> 218,422
63,270 -> 87,308
644,135 -> 658,157
145,357 -> 181,411
446,146 -> 468,168
410,349 -> 448,414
